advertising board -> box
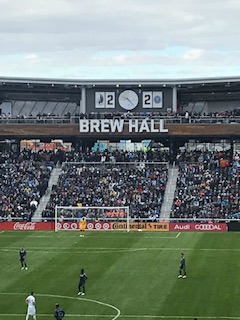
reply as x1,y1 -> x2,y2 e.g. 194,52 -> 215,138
111,222 -> 169,231
169,222 -> 227,232
0,222 -> 53,231
57,221 -> 111,231
0,221 -> 228,232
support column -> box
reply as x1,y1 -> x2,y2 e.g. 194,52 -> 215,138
172,86 -> 177,113
80,87 -> 86,114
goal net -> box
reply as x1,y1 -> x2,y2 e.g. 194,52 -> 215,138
54,205 -> 130,232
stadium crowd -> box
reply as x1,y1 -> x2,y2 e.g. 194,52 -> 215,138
63,148 -> 169,163
0,149 -> 53,221
171,149 -> 240,219
1,146 -> 240,222
42,162 -> 168,220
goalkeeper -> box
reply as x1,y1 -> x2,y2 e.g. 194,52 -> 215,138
79,217 -> 87,237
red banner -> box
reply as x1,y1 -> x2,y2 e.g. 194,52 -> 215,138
0,221 -> 53,231
170,222 -> 227,232
57,221 -> 111,231
0,221 -> 228,232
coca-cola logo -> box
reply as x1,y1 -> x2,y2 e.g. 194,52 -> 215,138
14,222 -> 36,230
174,224 -> 191,230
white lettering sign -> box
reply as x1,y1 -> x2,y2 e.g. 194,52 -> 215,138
79,119 -> 168,133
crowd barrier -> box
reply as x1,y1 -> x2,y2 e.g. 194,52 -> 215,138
0,221 -> 229,232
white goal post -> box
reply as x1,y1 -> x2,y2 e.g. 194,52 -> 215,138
54,205 -> 130,232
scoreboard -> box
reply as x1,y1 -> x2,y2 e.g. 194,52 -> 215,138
86,87 -> 173,113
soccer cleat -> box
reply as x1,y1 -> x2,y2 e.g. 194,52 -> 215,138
178,275 -> 182,278
183,275 -> 186,278
25,267 -> 28,270
21,267 -> 24,270
81,293 -> 85,296
78,292 -> 81,295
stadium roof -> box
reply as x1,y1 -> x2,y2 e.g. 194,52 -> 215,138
1,75 -> 240,87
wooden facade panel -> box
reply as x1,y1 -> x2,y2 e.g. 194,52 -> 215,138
167,124 -> 240,136
0,123 -> 239,138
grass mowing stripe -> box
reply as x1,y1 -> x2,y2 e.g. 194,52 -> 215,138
1,232 -> 240,319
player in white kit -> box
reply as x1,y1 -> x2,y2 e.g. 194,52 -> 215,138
25,291 -> 36,320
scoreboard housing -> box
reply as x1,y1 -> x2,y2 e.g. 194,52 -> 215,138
86,87 -> 173,113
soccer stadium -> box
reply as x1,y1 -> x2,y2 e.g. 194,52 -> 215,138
1,76 -> 240,319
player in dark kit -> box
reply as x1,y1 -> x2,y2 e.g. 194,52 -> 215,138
54,303 -> 65,319
178,253 -> 186,278
20,247 -> 28,270
78,269 -> 88,296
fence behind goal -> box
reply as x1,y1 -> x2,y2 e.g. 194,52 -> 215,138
55,206 -> 130,231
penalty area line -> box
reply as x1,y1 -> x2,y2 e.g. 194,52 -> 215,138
175,232 -> 181,238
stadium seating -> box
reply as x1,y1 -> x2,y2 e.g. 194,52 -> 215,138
42,158 -> 168,220
0,150 -> 53,221
171,149 -> 240,219
2,147 -> 240,222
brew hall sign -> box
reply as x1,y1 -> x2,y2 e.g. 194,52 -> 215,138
79,119 -> 168,133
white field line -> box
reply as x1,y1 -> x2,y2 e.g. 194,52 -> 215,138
0,246 -> 239,255
0,292 -> 121,320
0,248 -> 148,254
118,316 -> 240,319
0,293 -> 239,319
0,314 -> 239,319
175,232 -> 181,238
0,232 -> 178,239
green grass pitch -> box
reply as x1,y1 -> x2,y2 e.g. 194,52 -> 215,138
0,231 -> 240,320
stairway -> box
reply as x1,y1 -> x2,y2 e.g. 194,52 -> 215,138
33,167 -> 62,221
160,166 -> 179,220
